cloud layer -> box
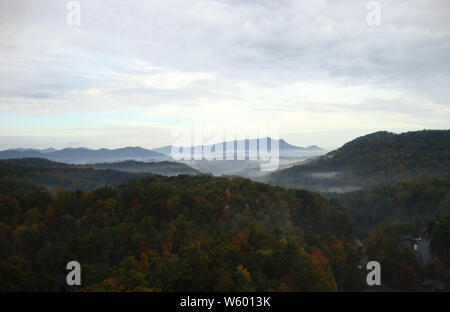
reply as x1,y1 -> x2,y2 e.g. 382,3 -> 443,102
0,0 -> 449,148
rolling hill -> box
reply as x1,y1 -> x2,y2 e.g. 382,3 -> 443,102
0,173 -> 362,291
83,160 -> 201,176
0,158 -> 202,191
269,130 -> 450,192
330,175 -> 450,234
0,159 -> 147,192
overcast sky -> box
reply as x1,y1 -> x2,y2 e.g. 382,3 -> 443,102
0,0 -> 449,150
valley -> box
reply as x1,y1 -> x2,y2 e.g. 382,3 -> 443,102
0,130 -> 449,291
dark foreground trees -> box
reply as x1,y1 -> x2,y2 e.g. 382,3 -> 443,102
0,175 -> 363,291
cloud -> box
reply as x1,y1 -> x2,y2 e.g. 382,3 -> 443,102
94,119 -> 160,127
116,71 -> 215,91
0,0 -> 449,148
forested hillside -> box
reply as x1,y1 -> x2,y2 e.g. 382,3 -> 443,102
333,175 -> 450,234
363,219 -> 450,290
0,159 -> 147,192
83,160 -> 201,176
269,130 -> 450,192
0,159 -> 201,192
326,175 -> 450,290
0,174 -> 364,291
1,136 -> 449,292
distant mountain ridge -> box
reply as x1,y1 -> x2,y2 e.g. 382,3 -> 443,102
149,138 -> 326,178
5,147 -> 57,153
152,138 -> 324,157
0,146 -> 167,164
0,138 -> 325,165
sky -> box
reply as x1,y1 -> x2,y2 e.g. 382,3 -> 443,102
0,0 -> 449,150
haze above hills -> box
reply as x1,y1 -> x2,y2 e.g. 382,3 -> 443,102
2,130 -> 449,187
0,138 -> 326,178
1,138 -> 323,163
